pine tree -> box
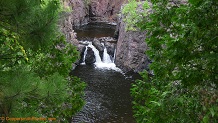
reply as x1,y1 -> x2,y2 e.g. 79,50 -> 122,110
0,0 -> 85,122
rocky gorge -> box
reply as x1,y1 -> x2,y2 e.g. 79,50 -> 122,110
60,0 -> 149,73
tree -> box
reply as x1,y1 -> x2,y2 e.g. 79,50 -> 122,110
127,0 -> 218,122
0,0 -> 85,122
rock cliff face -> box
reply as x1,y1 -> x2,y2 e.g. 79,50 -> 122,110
60,0 -> 80,44
64,0 -> 126,26
59,14 -> 79,45
115,14 -> 149,73
69,0 -> 89,26
89,0 -> 126,23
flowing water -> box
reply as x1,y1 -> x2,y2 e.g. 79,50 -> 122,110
71,23 -> 138,123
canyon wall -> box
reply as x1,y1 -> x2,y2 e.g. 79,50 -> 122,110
115,14 -> 149,73
114,1 -> 151,73
60,0 -> 126,47
63,0 -> 126,26
89,0 -> 126,23
60,0 -> 150,73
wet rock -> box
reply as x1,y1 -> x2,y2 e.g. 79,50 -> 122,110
99,37 -> 117,43
105,41 -> 116,58
85,47 -> 96,65
92,38 -> 104,59
92,37 -> 117,60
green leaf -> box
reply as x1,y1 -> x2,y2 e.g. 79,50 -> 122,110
209,108 -> 215,117
188,0 -> 202,5
203,115 -> 209,123
150,101 -> 161,107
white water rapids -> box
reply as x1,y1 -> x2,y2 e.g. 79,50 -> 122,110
81,42 -> 121,72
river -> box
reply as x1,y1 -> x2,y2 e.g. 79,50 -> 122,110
71,23 -> 139,123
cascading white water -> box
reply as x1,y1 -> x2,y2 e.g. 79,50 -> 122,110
103,47 -> 112,63
113,49 -> 116,63
81,42 -> 121,71
81,46 -> 88,65
88,44 -> 102,63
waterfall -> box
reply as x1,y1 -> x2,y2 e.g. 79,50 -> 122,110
88,44 -> 102,63
113,49 -> 116,63
81,46 -> 88,65
103,47 -> 112,63
81,42 -> 121,71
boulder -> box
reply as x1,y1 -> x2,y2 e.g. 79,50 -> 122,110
92,37 -> 117,60
105,41 -> 116,58
92,38 -> 104,59
85,47 -> 96,65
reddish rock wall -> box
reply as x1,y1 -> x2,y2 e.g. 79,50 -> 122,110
64,0 -> 126,26
115,15 -> 149,73
114,1 -> 150,73
89,0 -> 126,23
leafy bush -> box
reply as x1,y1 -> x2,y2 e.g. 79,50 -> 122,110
122,0 -> 150,31
0,0 -> 85,122
129,0 -> 218,122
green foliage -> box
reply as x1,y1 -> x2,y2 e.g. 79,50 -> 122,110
131,0 -> 218,122
0,0 -> 85,122
122,0 -> 150,31
0,71 -> 86,122
122,0 -> 139,31
0,0 -> 61,50
0,28 -> 28,71
30,35 -> 79,77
